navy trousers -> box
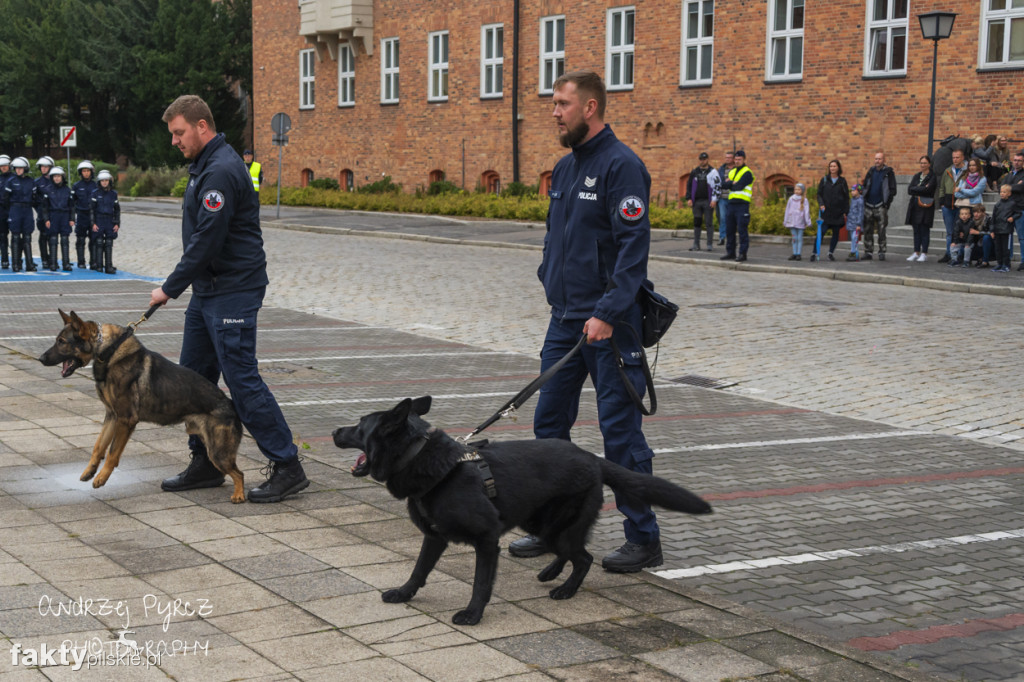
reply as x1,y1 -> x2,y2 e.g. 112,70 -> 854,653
179,286 -> 298,463
533,307 -> 659,545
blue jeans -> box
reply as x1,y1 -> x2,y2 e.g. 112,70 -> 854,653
180,286 -> 298,463
717,200 -> 728,241
533,310 -> 659,545
789,228 -> 804,255
1015,211 -> 1024,262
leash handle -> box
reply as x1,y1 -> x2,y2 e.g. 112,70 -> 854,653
128,303 -> 162,330
463,333 -> 587,441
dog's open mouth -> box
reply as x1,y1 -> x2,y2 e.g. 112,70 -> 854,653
61,359 -> 83,378
351,453 -> 369,477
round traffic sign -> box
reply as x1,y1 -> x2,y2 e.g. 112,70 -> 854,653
270,113 -> 292,135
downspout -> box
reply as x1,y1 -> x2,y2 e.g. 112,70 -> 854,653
512,0 -> 520,183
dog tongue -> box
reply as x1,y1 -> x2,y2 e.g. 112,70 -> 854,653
61,360 -> 74,378
351,453 -> 369,477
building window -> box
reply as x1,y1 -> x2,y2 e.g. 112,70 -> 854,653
340,169 -> 354,191
681,0 -> 714,85
299,49 -> 315,109
864,0 -> 908,76
301,168 -> 314,187
606,7 -> 635,90
767,0 -> 804,81
481,170 -> 500,194
540,15 -> 565,94
481,24 -> 504,98
429,169 -> 445,184
539,171 -> 552,196
981,0 -> 1024,68
381,37 -> 400,103
338,43 -> 355,106
429,31 -> 449,102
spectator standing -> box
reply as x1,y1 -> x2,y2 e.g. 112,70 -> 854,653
937,148 -> 967,263
859,152 -> 896,261
816,160 -> 849,261
784,182 -> 812,260
719,150 -> 754,262
989,135 -> 1012,184
991,183 -> 1016,273
715,151 -> 733,245
684,152 -> 720,251
846,184 -> 864,261
243,149 -> 263,194
1000,152 -> 1024,270
905,155 -> 937,262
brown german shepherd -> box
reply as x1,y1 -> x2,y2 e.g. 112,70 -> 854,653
39,310 -> 245,502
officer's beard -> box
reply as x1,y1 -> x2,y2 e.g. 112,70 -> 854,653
559,120 -> 589,149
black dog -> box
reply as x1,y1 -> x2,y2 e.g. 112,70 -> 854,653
332,396 -> 712,625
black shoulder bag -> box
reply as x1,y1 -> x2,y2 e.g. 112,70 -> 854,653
609,281 -> 679,415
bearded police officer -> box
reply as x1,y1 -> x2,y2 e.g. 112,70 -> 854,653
507,70 -> 663,573
150,95 -> 308,503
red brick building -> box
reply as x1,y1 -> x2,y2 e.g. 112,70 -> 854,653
252,0 -> 1022,201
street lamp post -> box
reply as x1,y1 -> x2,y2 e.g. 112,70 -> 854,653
918,11 -> 957,157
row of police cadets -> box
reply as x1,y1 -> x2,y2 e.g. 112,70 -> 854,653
0,156 -> 118,273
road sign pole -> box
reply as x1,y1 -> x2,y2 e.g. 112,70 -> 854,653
277,145 -> 283,220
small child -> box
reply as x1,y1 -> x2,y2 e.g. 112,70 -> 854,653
950,205 -> 972,266
968,205 -> 990,268
991,183 -> 1016,273
784,182 -> 812,261
846,184 -> 864,261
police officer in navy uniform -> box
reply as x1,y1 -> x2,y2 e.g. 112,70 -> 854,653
151,95 -> 308,503
507,70 -> 663,572
39,166 -> 75,271
72,161 -> 98,268
33,156 -> 55,267
0,155 -> 11,268
3,157 -> 37,272
89,170 -> 119,273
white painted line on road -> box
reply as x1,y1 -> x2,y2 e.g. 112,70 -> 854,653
654,528 -> 1024,580
279,390 -> 553,407
652,430 -> 927,454
262,351 -> 520,364
0,327 -> 388,342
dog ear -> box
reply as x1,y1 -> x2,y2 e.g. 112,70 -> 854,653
410,396 -> 432,416
59,309 -> 71,324
68,311 -> 86,331
387,398 -> 413,427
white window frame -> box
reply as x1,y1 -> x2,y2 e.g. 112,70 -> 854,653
681,0 -> 714,85
980,0 -> 1024,69
381,37 -> 399,104
766,0 -> 804,81
539,15 -> 565,94
864,0 -> 909,76
338,42 -> 355,107
299,48 -> 315,109
606,6 -> 636,91
481,24 -> 504,98
429,31 -> 449,102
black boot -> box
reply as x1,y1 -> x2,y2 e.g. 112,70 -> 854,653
508,535 -> 548,557
76,236 -> 87,268
61,236 -> 73,271
104,240 -> 116,274
160,449 -> 225,492
90,237 -> 102,271
247,458 -> 309,503
10,234 -> 21,271
48,236 -> 59,271
22,235 -> 36,271
38,232 -> 49,268
1,231 -> 8,268
601,539 -> 664,573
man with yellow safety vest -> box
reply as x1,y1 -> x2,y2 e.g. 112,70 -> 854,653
243,149 -> 263,193
718,149 -> 755,262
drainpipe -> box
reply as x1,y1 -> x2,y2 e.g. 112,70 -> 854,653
512,0 -> 520,183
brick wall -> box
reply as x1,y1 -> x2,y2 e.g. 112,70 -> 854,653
252,0 -> 1021,201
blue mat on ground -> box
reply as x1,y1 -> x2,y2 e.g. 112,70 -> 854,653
0,260 -> 160,283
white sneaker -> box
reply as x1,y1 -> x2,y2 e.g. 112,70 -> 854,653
907,253 -> 919,261
917,253 -> 927,262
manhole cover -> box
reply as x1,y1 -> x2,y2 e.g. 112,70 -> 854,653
670,375 -> 737,389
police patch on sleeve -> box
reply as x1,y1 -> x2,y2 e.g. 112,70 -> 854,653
618,195 -> 646,222
202,190 -> 225,212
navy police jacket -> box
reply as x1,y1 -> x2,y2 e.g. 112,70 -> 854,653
39,183 -> 73,222
3,173 -> 35,207
162,134 -> 269,299
90,187 -> 120,223
72,179 -> 97,212
539,125 -> 650,323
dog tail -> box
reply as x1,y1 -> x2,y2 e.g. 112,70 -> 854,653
599,459 -> 712,515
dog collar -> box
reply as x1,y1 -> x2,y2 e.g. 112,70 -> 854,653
393,428 -> 435,472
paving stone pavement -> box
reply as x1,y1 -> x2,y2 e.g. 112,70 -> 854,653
1,202 -> 1023,680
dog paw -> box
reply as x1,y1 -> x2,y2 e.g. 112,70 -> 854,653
80,468 -> 96,482
92,474 -> 109,488
382,589 -> 413,603
230,494 -> 246,504
548,584 -> 580,600
452,608 -> 482,625
537,563 -> 563,582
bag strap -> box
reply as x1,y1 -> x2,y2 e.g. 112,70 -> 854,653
609,323 -> 657,416
464,333 -> 588,440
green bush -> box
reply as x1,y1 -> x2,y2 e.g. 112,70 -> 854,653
500,181 -> 537,198
171,176 -> 189,198
358,175 -> 402,194
427,180 -> 461,195
123,165 -> 188,197
309,177 -> 340,191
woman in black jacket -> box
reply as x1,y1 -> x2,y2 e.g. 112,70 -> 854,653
904,155 -> 937,262
816,160 -> 850,261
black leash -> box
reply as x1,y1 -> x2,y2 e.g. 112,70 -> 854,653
609,323 -> 657,416
462,333 -> 587,441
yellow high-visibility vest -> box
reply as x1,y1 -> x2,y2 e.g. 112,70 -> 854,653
727,166 -> 754,203
248,162 -> 261,191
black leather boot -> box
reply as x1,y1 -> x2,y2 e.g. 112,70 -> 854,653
61,236 -> 73,271
22,235 -> 36,271
247,458 -> 309,503
90,237 -> 102,271
10,234 -> 21,271
38,232 -> 49,268
76,236 -> 87,268
104,240 -> 116,274
508,535 -> 548,557
161,450 -> 225,492
1,231 -> 8,268
48,236 -> 59,271
601,539 -> 664,573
